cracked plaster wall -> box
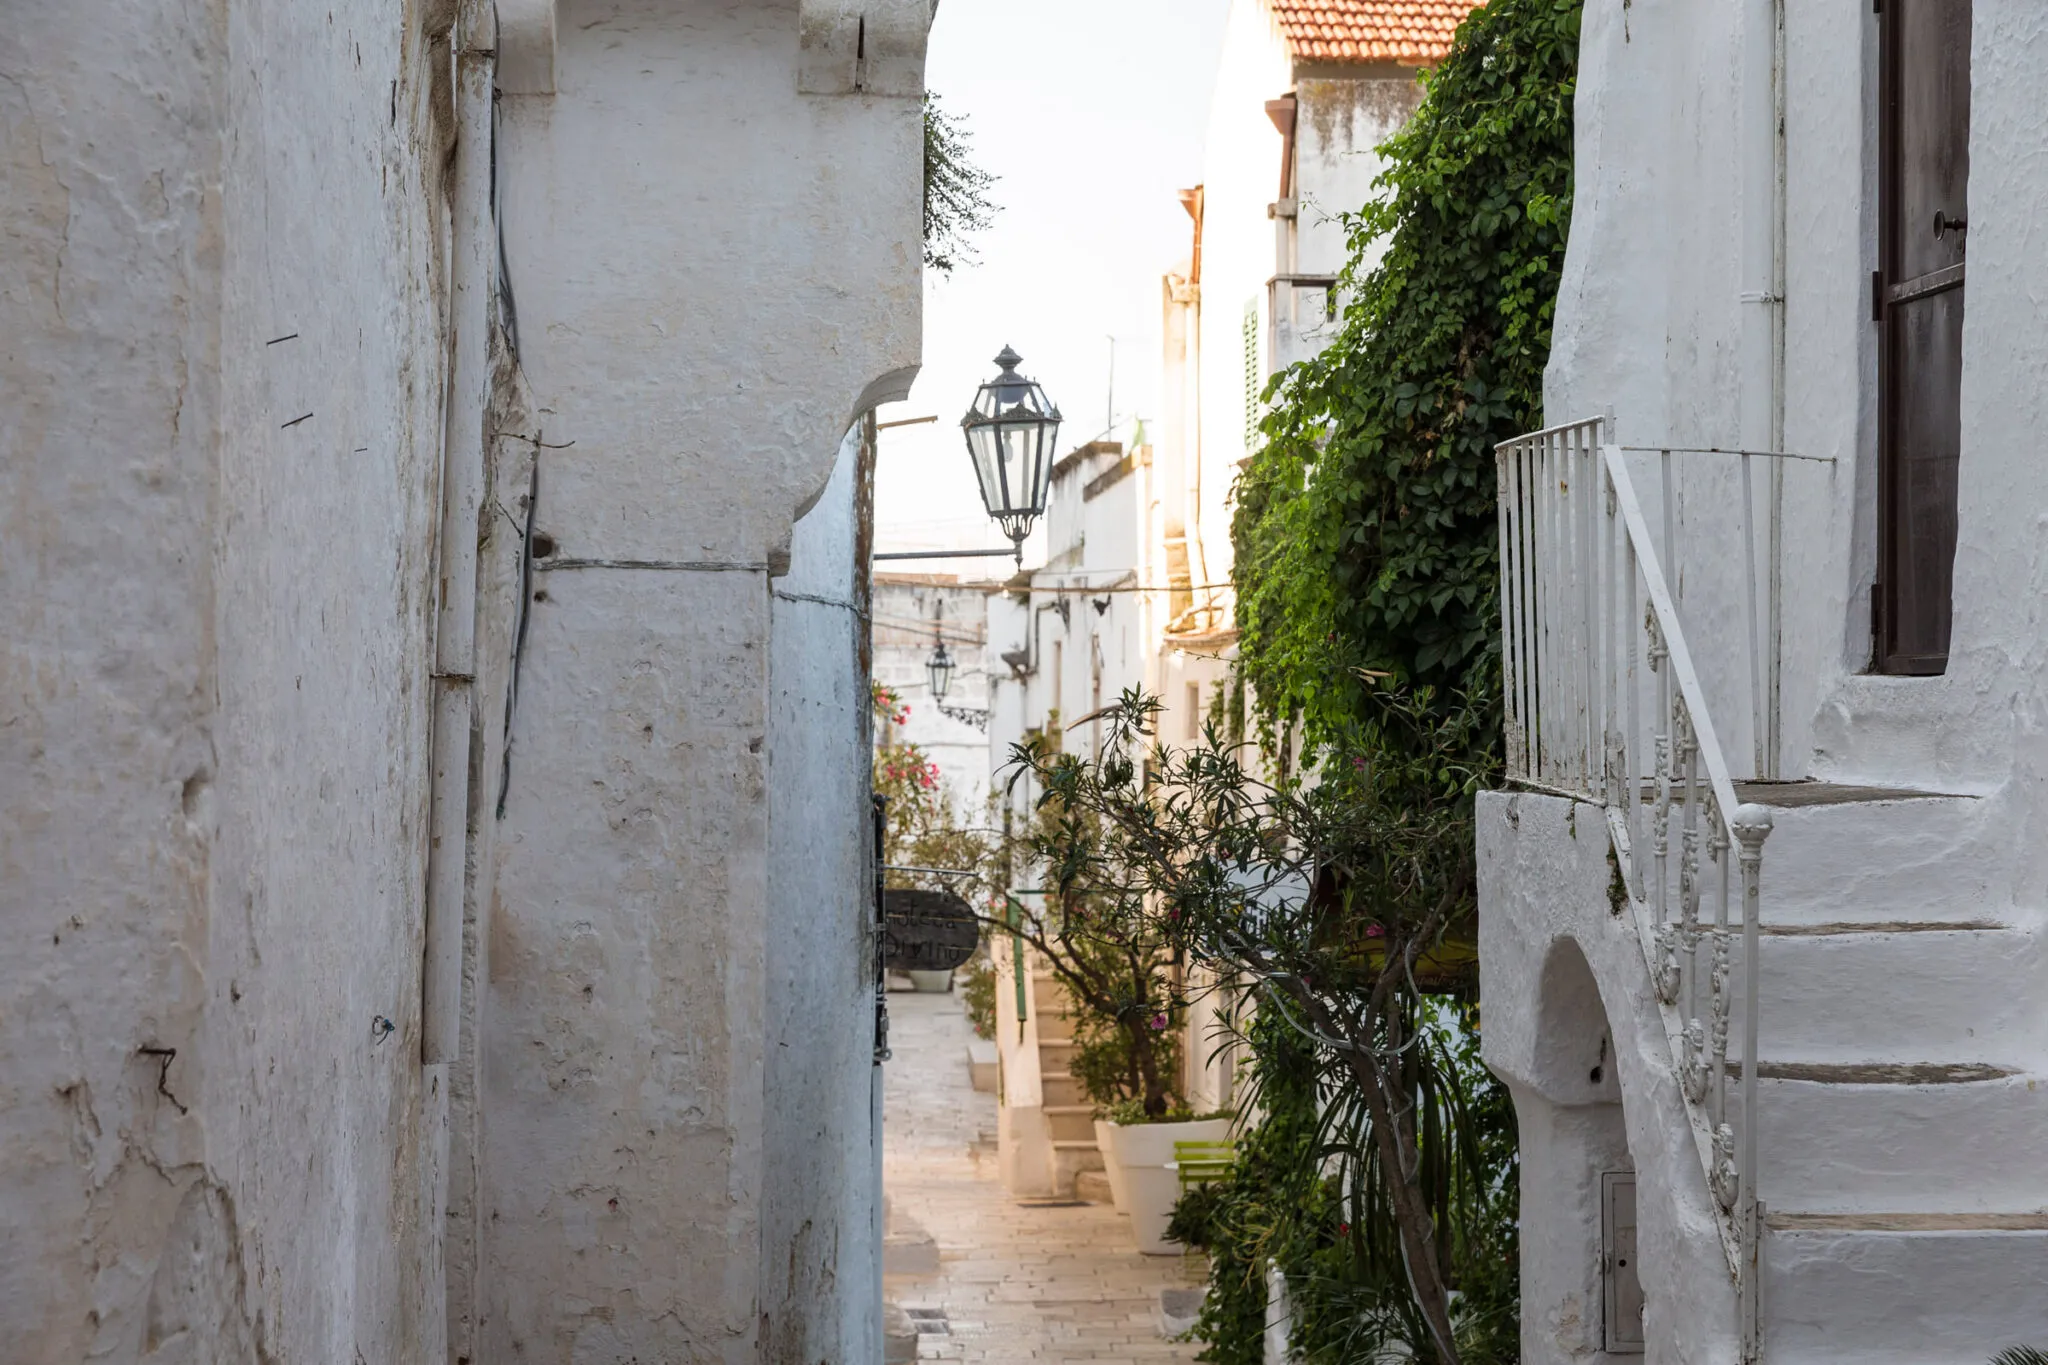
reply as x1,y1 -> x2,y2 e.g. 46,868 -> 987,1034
478,2 -> 923,1359
3,0 -> 462,1361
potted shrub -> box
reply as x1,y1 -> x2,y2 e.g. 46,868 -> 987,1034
993,734 -> 1235,1246
1056,931 -> 1186,1215
1098,1099 -> 1235,1254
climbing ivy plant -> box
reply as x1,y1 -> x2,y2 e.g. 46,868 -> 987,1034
1232,0 -> 1582,753
1207,0 -> 1583,1357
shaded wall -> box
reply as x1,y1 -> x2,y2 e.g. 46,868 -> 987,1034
1,0 -> 461,1358
478,1 -> 923,1358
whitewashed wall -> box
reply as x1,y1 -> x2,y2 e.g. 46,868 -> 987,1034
1547,0 -> 2048,802
480,2 -> 924,1360
765,427 -> 883,1364
3,3 -> 925,1361
1496,0 -> 2048,1358
2,1 -> 461,1359
984,445 -> 1153,783
872,575 -> 999,819
1192,1 -> 1293,590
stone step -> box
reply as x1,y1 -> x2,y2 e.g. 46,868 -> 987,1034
1761,1216 -> 2048,1364
1033,1014 -> 1075,1042
1728,1068 -> 2048,1214
1710,790 -> 1993,926
1045,1103 -> 1098,1142
1039,1073 -> 1083,1107
1074,1169 -> 1114,1204
1709,920 -> 2048,1064
1050,1138 -> 1104,1196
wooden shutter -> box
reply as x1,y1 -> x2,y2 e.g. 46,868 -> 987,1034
1876,0 -> 1972,674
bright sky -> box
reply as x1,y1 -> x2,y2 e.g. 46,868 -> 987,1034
872,0 -> 1234,569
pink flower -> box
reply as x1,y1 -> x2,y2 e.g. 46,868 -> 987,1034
1351,755 -> 1366,771
1148,1013 -> 1168,1031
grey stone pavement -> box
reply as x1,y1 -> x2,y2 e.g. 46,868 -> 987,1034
883,989 -> 1207,1363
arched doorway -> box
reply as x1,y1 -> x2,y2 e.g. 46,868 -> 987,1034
1507,936 -> 1643,1357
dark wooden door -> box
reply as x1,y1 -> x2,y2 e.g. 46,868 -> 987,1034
1877,0 -> 1972,674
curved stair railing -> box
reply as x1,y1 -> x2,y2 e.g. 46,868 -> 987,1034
1495,416 -> 1775,1360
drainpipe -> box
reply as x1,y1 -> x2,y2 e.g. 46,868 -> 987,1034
423,0 -> 497,1065
1739,0 -> 1787,781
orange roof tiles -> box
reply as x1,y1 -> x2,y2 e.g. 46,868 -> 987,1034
1267,0 -> 1484,66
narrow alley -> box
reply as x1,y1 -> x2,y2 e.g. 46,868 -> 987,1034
883,991 -> 1206,1363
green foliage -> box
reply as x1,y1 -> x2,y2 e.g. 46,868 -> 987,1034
1168,1012 -> 1337,1364
923,93 -> 998,275
1012,683 -> 1504,1362
1206,0 -> 1584,1345
1993,1351 -> 2048,1365
1069,964 -> 1185,1112
999,752 -> 1187,1119
960,953 -> 997,1041
1169,1010 -> 1517,1365
1231,0 -> 1581,751
872,680 -> 997,889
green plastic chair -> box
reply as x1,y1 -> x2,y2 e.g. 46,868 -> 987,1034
1167,1139 -> 1236,1191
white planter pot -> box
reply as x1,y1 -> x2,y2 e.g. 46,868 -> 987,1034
1093,1120 -> 1131,1212
1104,1116 -> 1233,1254
907,969 -> 953,993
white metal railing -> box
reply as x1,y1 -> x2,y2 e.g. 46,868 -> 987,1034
1496,416 -> 1776,1360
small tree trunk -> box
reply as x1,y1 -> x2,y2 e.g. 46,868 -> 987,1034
1295,985 -> 1461,1365
1131,1021 -> 1169,1117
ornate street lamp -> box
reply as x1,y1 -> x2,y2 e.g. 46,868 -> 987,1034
961,346 -> 1062,563
926,637 -> 956,702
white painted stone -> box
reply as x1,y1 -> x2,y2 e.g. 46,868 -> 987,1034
5,2 -> 927,1361
1481,793 -> 1744,1365
1503,0 -> 2048,1357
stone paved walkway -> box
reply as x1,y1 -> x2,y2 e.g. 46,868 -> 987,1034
883,989 -> 1206,1363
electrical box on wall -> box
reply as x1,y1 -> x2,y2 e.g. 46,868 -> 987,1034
1602,1171 -> 1646,1353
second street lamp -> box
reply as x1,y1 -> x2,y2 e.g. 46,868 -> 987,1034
926,638 -> 956,702
961,345 -> 1061,564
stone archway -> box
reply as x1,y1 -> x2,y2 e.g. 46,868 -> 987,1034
1507,935 -> 1642,1360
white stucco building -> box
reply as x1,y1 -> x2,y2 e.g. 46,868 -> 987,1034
871,573 -> 1001,818
3,2 -> 928,1362
1158,0 -> 1479,1114
1478,1 -> 2048,1361
975,0 -> 1479,1198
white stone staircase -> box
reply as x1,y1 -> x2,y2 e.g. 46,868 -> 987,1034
1723,791 -> 2048,1364
990,935 -> 1103,1198
1486,417 -> 2048,1361
1030,968 -> 1107,1194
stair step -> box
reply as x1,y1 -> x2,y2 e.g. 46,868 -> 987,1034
1727,793 -> 1994,925
1039,1076 -> 1083,1107
1724,920 -> 2045,1063
1769,1210 -> 2048,1232
1762,1216 -> 2048,1364
1730,1070 -> 2048,1213
1732,1060 -> 2020,1084
1044,1104 -> 1097,1142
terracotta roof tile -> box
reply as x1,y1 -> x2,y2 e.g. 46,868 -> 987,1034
1267,0 -> 1484,66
